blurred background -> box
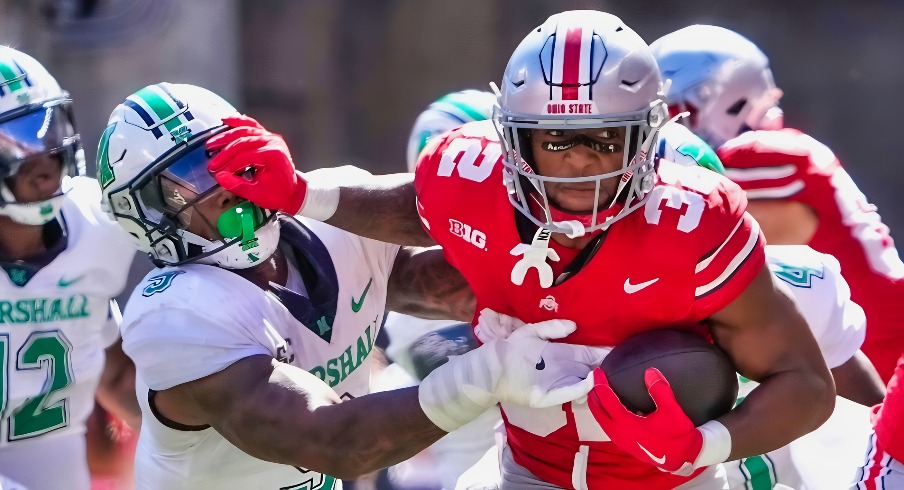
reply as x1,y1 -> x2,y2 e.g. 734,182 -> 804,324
2,0 -> 903,275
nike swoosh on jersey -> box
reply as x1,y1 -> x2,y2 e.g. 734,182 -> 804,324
623,277 -> 659,294
58,275 -> 85,288
351,278 -> 373,313
637,442 -> 667,465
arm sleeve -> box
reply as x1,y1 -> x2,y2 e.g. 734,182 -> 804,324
689,177 -> 766,320
122,306 -> 271,391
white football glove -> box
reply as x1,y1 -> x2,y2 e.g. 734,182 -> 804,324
418,317 -> 606,432
473,308 -> 525,343
476,308 -> 611,404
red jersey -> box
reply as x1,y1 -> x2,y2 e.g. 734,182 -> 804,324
718,129 -> 904,382
873,354 -> 904,461
415,121 -> 765,489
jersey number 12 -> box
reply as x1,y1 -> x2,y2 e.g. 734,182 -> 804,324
0,331 -> 73,441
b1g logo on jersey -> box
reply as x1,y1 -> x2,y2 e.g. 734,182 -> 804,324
449,219 -> 487,250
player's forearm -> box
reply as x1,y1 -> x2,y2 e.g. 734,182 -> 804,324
326,175 -> 435,246
831,351 -> 886,406
213,361 -> 445,480
299,387 -> 447,478
96,343 -> 141,430
95,375 -> 141,431
240,388 -> 444,479
718,368 -> 835,460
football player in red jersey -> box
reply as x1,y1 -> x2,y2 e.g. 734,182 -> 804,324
853,354 -> 904,489
651,25 -> 904,384
208,10 -> 835,489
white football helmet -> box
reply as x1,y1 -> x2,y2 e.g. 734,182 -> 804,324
496,10 -> 668,235
650,25 -> 784,149
98,83 -> 279,269
406,90 -> 496,172
0,46 -> 84,225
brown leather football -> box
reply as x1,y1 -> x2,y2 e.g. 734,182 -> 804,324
600,328 -> 738,426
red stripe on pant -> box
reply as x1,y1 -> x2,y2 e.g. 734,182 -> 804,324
865,439 -> 887,490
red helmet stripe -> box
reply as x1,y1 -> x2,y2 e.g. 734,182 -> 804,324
561,27 -> 583,100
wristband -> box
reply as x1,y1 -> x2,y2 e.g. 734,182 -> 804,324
298,180 -> 340,220
693,420 -> 732,469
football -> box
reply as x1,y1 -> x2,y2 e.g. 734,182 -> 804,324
600,328 -> 738,426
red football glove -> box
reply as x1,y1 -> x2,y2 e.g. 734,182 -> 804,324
588,367 -> 703,476
207,115 -> 307,215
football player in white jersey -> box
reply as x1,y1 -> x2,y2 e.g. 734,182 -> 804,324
98,82 -> 605,490
0,46 -> 139,490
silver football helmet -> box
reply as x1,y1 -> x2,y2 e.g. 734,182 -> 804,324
650,25 -> 784,149
496,10 -> 668,235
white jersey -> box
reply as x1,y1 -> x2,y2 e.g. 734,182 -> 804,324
0,177 -> 134,489
727,244 -> 866,490
122,217 -> 399,490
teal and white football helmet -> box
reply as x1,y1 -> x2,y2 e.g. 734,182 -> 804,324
406,90 -> 497,172
0,46 -> 84,225
98,83 -> 279,269
650,25 -> 784,149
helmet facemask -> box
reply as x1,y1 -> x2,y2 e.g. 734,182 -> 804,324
108,128 -> 279,269
496,99 -> 668,237
0,98 -> 84,225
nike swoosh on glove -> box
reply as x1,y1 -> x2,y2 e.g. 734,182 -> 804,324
419,319 -> 604,432
588,367 -> 706,476
207,115 -> 309,215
